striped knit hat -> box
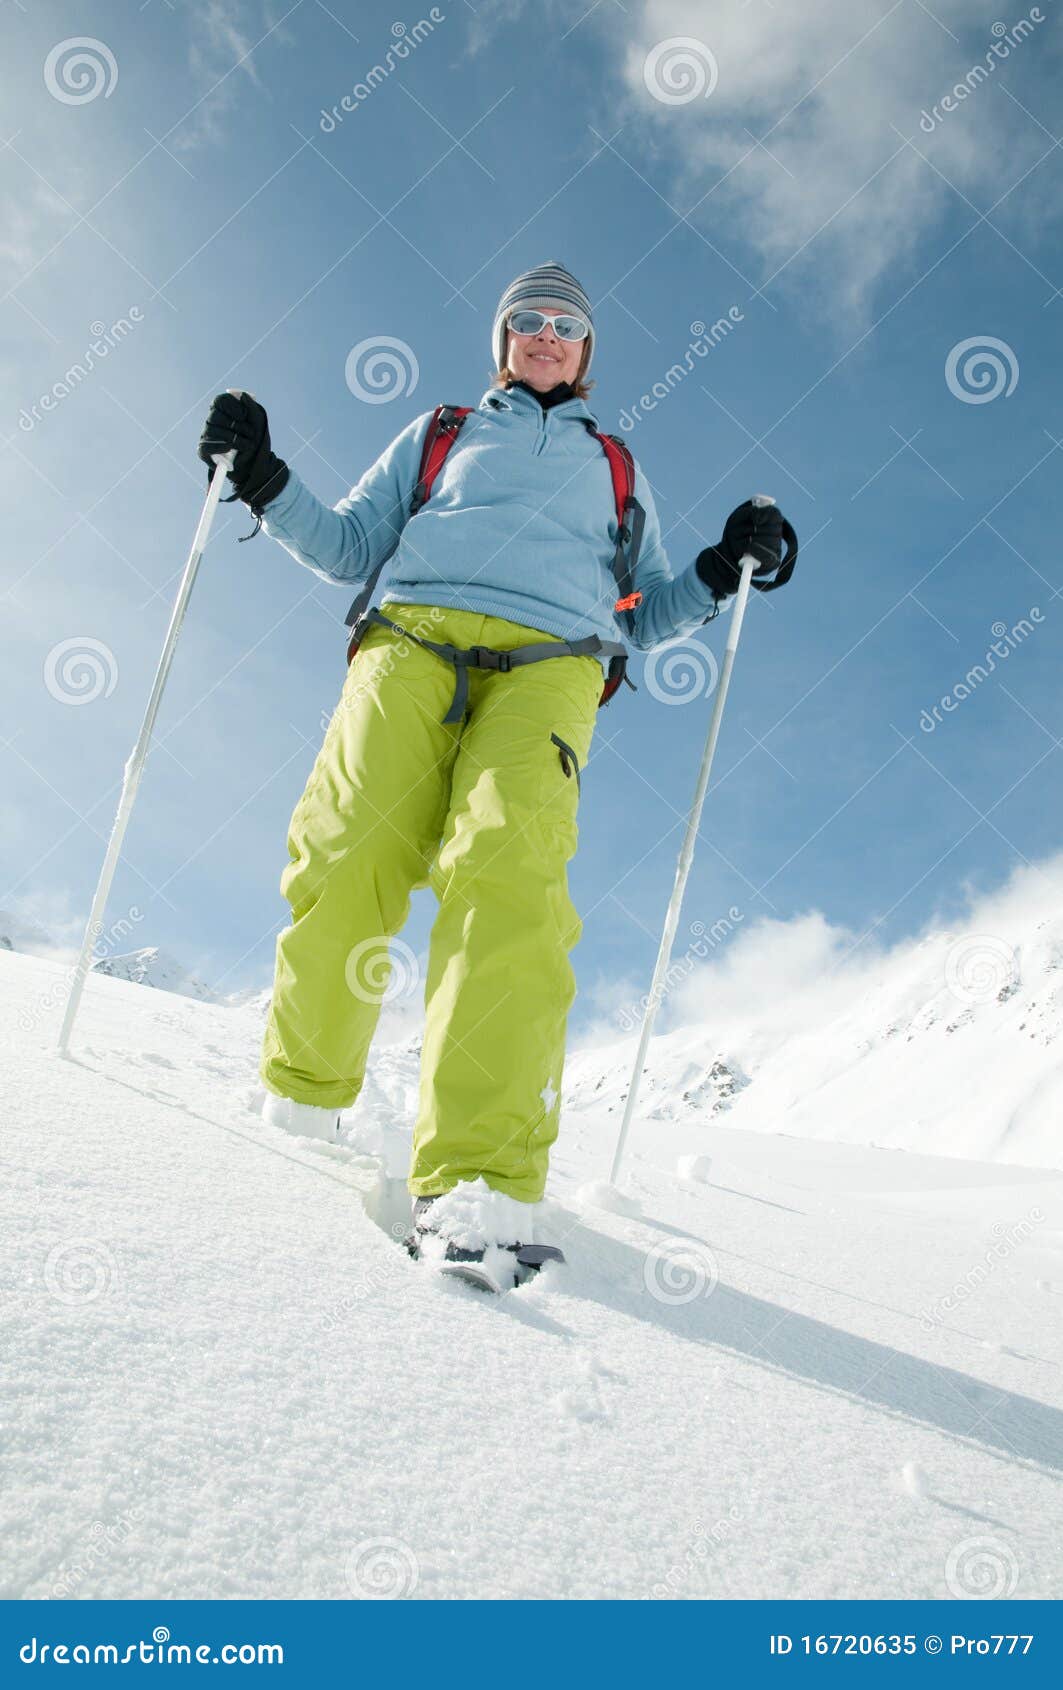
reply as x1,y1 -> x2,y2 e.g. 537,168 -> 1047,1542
492,261 -> 595,376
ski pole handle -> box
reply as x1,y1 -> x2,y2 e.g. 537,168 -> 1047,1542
195,449 -> 237,544
725,493 -> 775,654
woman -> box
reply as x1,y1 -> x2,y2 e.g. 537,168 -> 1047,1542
198,261 -> 786,1284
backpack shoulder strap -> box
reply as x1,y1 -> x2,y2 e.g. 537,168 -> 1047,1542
345,405 -> 472,631
592,429 -> 635,526
584,424 -> 646,636
412,404 -> 473,514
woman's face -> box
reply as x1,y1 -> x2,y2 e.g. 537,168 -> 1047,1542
505,299 -> 586,391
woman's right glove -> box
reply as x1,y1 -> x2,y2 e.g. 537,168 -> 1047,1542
197,391 -> 290,516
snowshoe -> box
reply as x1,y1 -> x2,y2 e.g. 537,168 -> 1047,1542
439,1241 -> 567,1296
405,1186 -> 565,1295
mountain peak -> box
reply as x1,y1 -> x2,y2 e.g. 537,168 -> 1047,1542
90,947 -> 219,1003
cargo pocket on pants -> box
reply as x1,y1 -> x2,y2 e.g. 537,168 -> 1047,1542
539,728 -> 585,842
550,732 -> 581,796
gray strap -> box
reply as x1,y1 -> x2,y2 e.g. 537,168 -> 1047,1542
354,609 -> 625,724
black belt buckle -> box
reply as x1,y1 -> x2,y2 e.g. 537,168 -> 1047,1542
468,645 -> 510,673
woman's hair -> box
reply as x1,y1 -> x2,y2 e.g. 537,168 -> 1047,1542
490,336 -> 595,401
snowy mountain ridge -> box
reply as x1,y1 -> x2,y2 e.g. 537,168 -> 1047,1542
4,856 -> 1061,1168
88,946 -> 220,1003
0,913 -> 223,1005
570,867 -> 1063,1174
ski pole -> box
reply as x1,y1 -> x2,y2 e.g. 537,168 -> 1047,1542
608,495 -> 775,1185
57,450 -> 236,1056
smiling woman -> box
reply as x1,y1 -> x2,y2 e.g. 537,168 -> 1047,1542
195,259 -> 793,1291
490,261 -> 597,400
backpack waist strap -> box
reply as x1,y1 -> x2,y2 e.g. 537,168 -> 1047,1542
350,608 -> 628,725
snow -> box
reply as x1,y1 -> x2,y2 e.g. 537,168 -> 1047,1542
575,1179 -> 642,1216
415,1178 -> 539,1249
677,1153 -> 713,1183
2,946 -> 1062,1600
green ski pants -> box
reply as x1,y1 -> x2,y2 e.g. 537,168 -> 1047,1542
260,600 -> 603,1202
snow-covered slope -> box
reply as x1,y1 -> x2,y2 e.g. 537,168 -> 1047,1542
2,948 -> 1061,1600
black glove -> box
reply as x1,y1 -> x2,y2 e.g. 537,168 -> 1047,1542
696,500 -> 785,598
197,391 -> 290,515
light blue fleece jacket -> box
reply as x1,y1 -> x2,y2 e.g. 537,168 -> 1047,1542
260,381 -> 723,652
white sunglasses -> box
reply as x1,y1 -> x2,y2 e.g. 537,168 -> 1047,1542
507,308 -> 590,343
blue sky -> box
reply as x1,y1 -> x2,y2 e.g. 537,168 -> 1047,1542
2,0 -> 1061,1037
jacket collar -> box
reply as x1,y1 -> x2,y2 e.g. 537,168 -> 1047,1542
479,381 -> 599,429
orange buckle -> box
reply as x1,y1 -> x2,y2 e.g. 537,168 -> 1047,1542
614,591 -> 642,612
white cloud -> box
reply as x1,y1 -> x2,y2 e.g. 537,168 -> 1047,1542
0,178 -> 78,293
580,846 -> 1063,1051
620,0 -> 1054,315
174,0 -> 271,151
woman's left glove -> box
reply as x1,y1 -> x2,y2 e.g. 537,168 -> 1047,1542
197,390 -> 290,515
696,500 -> 785,598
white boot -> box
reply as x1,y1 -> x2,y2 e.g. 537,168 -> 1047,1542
261,1092 -> 340,1143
